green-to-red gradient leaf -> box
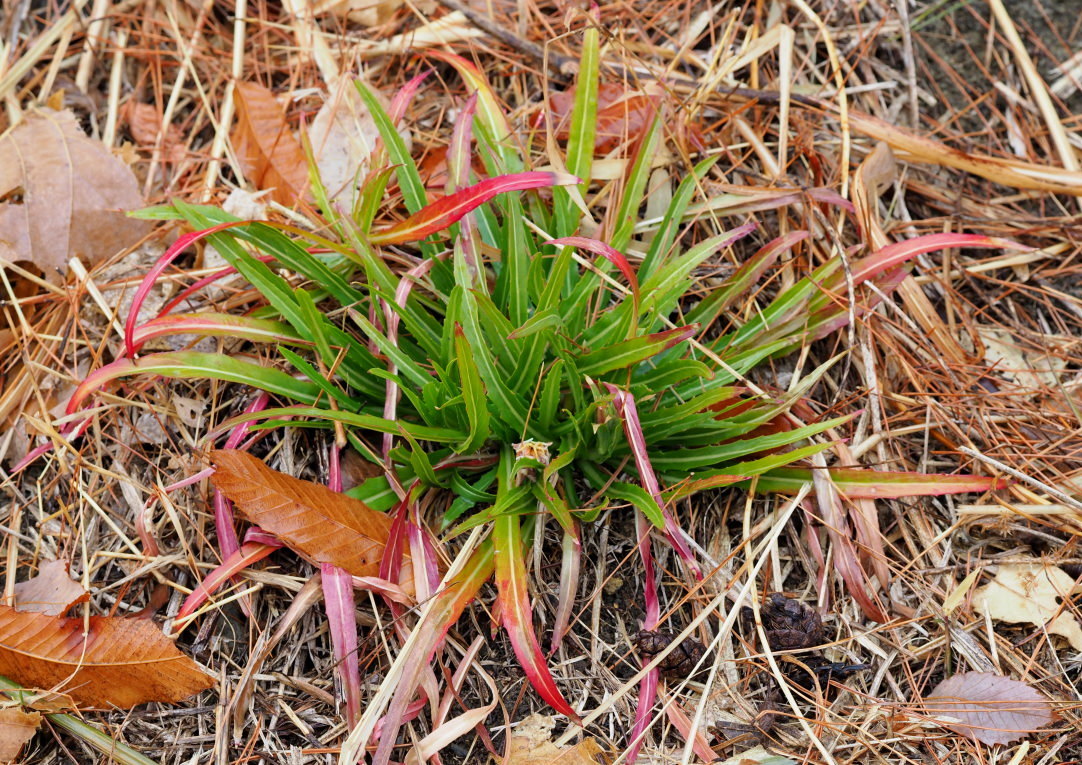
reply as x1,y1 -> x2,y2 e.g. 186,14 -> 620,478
177,541 -> 279,622
492,513 -> 578,719
369,172 -> 578,244
751,467 -> 1006,497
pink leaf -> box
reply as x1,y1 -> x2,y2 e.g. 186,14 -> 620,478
388,70 -> 432,124
850,233 -> 1026,287
924,672 -> 1055,746
321,562 -> 361,728
547,236 -> 640,299
605,385 -> 701,579
124,221 -> 248,357
322,444 -> 362,729
176,541 -> 279,623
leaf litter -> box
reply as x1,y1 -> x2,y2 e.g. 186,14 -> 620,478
973,563 -> 1082,651
12,559 -> 89,616
0,109 -> 150,282
3,0 -> 1082,763
924,672 -> 1055,746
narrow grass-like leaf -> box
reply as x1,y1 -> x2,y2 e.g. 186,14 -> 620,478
216,406 -> 466,443
606,385 -> 700,577
577,325 -> 697,377
648,414 -> 851,471
553,23 -> 598,236
370,172 -> 577,245
453,325 -> 490,454
67,353 -> 321,416
547,236 -> 640,299
177,542 -> 279,621
124,220 -> 247,356
639,155 -> 721,279
457,288 -> 530,435
131,313 -> 308,353
354,81 -> 427,214
609,109 -> 663,251
605,482 -> 665,529
748,467 -> 1006,497
493,505 -> 577,717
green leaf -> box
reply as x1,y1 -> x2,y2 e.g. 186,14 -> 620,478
456,288 -> 531,435
647,415 -> 851,471
639,155 -> 721,279
354,81 -> 427,215
553,24 -> 599,237
577,326 -> 697,377
453,325 -> 491,454
70,352 -> 321,413
605,481 -> 665,529
609,110 -> 664,252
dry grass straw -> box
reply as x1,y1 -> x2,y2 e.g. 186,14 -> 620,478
1,0 -> 1081,762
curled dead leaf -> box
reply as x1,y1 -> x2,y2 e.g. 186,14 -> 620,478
507,713 -> 608,764
0,707 -> 41,762
0,109 -> 151,283
974,563 -> 1082,650
13,560 -> 88,616
209,449 -> 413,587
231,83 -> 310,207
120,101 -> 186,164
308,81 -> 385,206
924,672 -> 1055,746
0,606 -> 214,709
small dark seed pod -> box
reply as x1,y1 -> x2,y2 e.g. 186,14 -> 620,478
760,593 -> 824,650
633,629 -> 708,678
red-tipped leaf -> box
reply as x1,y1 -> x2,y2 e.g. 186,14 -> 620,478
369,172 -> 578,244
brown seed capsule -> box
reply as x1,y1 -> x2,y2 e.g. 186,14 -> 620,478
633,630 -> 708,677
759,593 -> 824,650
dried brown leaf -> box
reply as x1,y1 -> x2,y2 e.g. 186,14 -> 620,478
549,83 -> 659,154
120,101 -> 186,164
0,708 -> 41,762
309,81 -> 383,206
0,109 -> 151,283
0,606 -> 214,709
507,713 -> 608,764
974,563 -> 1082,650
13,560 -> 88,616
209,449 -> 412,582
313,0 -> 403,27
924,671 -> 1055,745
231,83 -> 310,207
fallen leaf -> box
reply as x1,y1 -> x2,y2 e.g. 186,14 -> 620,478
308,81 -> 385,206
549,82 -> 660,154
713,746 -> 796,765
976,327 -> 1066,389
973,563 -> 1082,650
210,449 -> 412,583
0,606 -> 215,709
313,0 -> 403,28
507,713 -> 608,764
120,101 -> 186,163
0,708 -> 41,762
231,83 -> 310,207
13,560 -> 88,616
924,672 -> 1055,745
0,109 -> 151,282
